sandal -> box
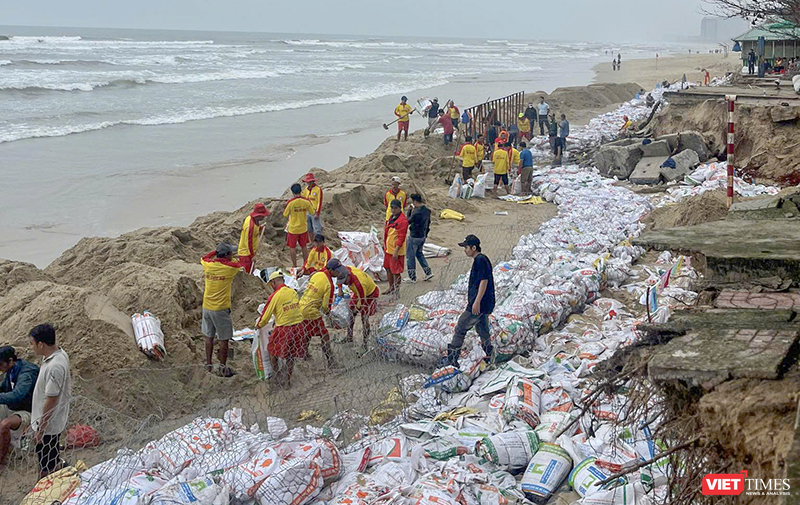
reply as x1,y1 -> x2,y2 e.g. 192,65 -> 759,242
217,365 -> 236,378
204,364 -> 214,373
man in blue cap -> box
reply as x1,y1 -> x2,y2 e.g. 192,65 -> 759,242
444,235 -> 495,367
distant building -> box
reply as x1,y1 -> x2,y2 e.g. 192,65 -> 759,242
733,21 -> 800,67
701,16 -> 750,42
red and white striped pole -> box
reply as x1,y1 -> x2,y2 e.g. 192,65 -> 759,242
725,95 -> 736,208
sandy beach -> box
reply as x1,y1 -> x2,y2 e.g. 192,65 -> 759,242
593,52 -> 739,88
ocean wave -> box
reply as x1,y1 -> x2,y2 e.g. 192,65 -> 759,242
5,36 -> 216,48
0,78 -> 450,144
0,60 -> 10,66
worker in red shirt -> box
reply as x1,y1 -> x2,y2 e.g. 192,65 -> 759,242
436,110 -> 455,146
383,199 -> 408,296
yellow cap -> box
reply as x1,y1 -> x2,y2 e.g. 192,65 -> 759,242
268,270 -> 284,282
518,113 -> 524,118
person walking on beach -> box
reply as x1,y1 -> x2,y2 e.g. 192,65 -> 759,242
405,194 -> 433,283
384,176 -> 407,221
460,109 -> 473,138
443,235 -> 495,367
0,346 -> 38,471
458,135 -> 478,181
703,69 -> 710,86
448,101 -> 460,131
283,183 -> 315,268
537,97 -> 550,135
383,199 -> 408,296
298,264 -> 339,369
395,96 -> 413,141
301,173 -> 323,242
28,324 -> 71,478
612,59 -> 617,71
559,113 -> 570,152
237,202 -> 270,274
437,110 -> 455,146
491,142 -> 511,196
329,262 -> 379,349
301,234 -> 332,276
201,242 -> 242,377
524,102 -> 537,133
256,271 -> 304,387
424,97 -> 440,131
519,142 -> 534,194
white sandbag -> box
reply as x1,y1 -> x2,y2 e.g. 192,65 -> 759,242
569,457 -> 610,498
473,173 -> 488,199
252,326 -> 273,380
132,311 -> 166,361
520,443 -> 573,504
534,411 -> 575,443
475,431 -> 540,473
149,477 -> 228,505
512,174 -> 522,195
329,296 -> 352,329
449,173 -> 463,199
502,378 -> 542,429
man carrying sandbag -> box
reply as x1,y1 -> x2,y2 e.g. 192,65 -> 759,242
256,271 -> 305,387
329,262 -> 380,350
298,261 -> 341,369
444,235 -> 495,368
0,346 -> 39,471
201,242 -> 243,377
237,203 -> 270,274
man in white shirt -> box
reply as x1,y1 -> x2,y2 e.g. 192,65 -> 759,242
537,97 -> 550,135
29,323 -> 71,478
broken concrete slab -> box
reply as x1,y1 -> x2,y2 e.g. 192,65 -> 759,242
632,220 -> 800,286
640,139 -> 671,157
648,325 -> 800,388
770,105 -> 800,123
644,308 -> 798,333
660,149 -> 699,182
629,156 -> 666,185
729,193 -> 800,220
659,131 -> 711,162
594,144 -> 643,180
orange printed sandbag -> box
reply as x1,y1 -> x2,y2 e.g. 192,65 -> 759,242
21,461 -> 88,505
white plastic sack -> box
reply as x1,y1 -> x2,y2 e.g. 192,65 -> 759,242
512,175 -> 522,195
449,173 -> 463,199
132,312 -> 166,361
252,326 -> 273,380
329,296 -> 352,329
473,173 -> 487,199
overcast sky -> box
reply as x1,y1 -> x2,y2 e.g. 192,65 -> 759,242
3,0 -> 707,42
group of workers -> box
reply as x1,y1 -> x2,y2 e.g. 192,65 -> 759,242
0,325 -> 72,480
200,169 -> 438,386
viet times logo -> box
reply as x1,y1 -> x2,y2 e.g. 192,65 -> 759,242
702,471 -> 791,497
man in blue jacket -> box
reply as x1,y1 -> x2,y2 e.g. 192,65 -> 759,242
0,346 -> 40,468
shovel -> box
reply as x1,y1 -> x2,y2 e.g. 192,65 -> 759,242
383,108 -> 417,130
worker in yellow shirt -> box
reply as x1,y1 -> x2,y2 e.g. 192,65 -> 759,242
237,202 -> 270,274
301,173 -> 323,242
517,113 -> 531,144
329,261 -> 380,348
394,96 -> 414,142
256,270 -> 304,387
458,135 -> 478,181
491,143 -> 511,196
384,176 -> 407,221
302,234 -> 332,276
510,145 -> 521,177
200,242 -> 244,377
619,115 -> 633,136
283,183 -> 315,268
298,264 -> 339,369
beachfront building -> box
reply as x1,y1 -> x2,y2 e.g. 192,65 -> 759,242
733,21 -> 800,68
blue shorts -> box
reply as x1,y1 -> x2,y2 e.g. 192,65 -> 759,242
306,214 -> 323,235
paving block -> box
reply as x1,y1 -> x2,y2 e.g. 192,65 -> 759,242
648,326 -> 800,388
629,156 -> 666,185
660,149 -> 699,183
714,289 -> 800,310
594,144 -> 643,180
